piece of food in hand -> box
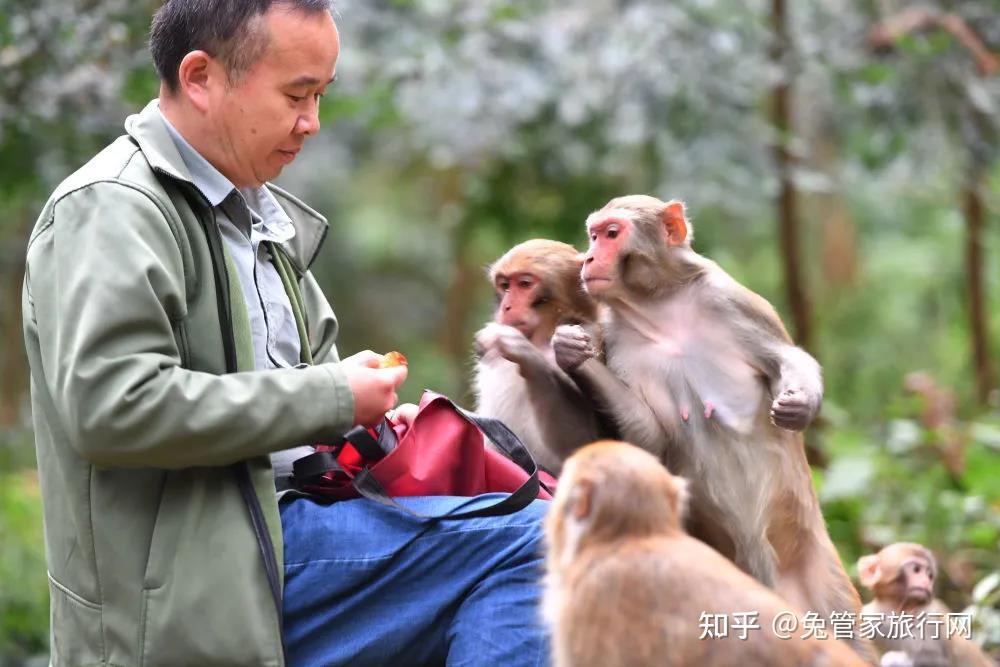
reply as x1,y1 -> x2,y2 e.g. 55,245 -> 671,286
379,351 -> 408,368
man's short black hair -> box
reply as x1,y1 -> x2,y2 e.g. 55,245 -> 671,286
150,0 -> 332,93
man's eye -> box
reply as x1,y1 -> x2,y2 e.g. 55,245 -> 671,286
288,94 -> 306,103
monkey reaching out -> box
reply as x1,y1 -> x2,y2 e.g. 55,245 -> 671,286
473,239 -> 604,473
544,441 -> 869,667
858,543 -> 993,667
553,195 -> 873,660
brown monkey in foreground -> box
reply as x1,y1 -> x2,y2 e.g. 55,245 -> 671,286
553,195 -> 875,661
858,543 -> 993,667
544,440 -> 870,667
473,239 -> 604,473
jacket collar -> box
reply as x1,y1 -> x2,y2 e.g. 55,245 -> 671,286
124,99 -> 329,273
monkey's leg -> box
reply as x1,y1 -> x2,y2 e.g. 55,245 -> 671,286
776,533 -> 879,665
732,531 -> 779,589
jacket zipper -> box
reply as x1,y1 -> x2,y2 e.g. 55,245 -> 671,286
161,172 -> 287,660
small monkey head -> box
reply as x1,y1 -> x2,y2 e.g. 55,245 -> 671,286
858,543 -> 937,610
489,239 -> 596,345
546,440 -> 689,563
582,195 -> 692,300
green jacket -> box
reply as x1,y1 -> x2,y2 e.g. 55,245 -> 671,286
21,100 -> 356,666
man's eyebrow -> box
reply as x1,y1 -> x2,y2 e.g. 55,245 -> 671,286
287,74 -> 337,87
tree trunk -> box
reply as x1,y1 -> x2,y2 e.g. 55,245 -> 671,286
770,0 -> 813,351
771,0 -> 824,466
433,169 -> 481,403
0,215 -> 30,428
962,175 -> 994,405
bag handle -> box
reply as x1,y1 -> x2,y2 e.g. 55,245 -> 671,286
291,424 -> 393,479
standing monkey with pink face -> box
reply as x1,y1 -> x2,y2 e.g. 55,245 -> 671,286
553,195 -> 874,661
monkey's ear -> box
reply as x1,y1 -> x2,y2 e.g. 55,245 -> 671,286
570,477 -> 594,520
661,201 -> 688,247
668,475 -> 691,523
857,554 -> 882,589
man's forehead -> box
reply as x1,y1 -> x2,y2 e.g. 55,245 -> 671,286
262,7 -> 339,71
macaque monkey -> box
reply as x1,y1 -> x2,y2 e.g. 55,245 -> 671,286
553,195 -> 874,660
544,441 -> 870,667
859,543 -> 993,667
473,239 -> 604,473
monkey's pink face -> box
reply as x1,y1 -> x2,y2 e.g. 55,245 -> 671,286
494,271 -> 543,338
900,558 -> 934,605
582,213 -> 633,296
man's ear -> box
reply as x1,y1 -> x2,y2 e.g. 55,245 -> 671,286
176,50 -> 215,112
857,554 -> 882,589
661,201 -> 688,247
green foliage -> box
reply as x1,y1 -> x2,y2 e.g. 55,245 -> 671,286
0,471 -> 48,658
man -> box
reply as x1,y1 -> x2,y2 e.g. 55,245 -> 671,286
22,1 -> 549,665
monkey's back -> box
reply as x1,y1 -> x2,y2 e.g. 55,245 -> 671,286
553,535 -> 867,667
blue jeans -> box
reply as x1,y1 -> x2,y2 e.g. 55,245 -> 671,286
280,494 -> 551,667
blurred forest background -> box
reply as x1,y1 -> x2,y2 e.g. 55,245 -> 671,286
1,0 -> 999,662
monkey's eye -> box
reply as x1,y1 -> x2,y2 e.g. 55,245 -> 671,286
518,278 -> 534,289
589,233 -> 597,242
607,228 -> 619,239
498,279 -> 510,291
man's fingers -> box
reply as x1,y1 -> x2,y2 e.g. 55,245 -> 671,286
344,349 -> 382,368
383,364 -> 408,388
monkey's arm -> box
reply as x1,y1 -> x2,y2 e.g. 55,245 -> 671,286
484,323 -> 600,460
521,364 -> 601,461
769,345 -> 823,431
553,325 -> 669,457
725,288 -> 823,431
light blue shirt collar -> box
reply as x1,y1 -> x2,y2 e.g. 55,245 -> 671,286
158,106 -> 295,243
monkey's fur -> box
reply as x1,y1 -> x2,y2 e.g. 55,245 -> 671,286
544,441 -> 870,667
474,239 -> 604,472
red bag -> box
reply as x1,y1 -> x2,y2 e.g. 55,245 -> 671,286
292,391 -> 554,519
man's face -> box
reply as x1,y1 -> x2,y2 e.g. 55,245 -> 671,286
208,7 -> 340,188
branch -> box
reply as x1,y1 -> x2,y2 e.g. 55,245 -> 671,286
868,6 -> 999,76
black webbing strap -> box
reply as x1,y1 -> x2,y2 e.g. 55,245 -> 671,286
291,401 -> 541,521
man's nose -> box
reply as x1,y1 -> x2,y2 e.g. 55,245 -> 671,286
296,107 -> 321,136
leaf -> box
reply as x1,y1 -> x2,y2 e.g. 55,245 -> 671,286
819,456 -> 876,502
972,571 -> 1000,604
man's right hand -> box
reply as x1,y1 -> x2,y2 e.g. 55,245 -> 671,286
342,350 -> 408,426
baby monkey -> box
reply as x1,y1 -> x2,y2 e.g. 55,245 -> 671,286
859,543 -> 992,667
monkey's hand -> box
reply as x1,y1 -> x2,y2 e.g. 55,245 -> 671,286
553,324 -> 596,371
770,388 -> 820,431
473,323 -> 504,360
493,325 -> 546,371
